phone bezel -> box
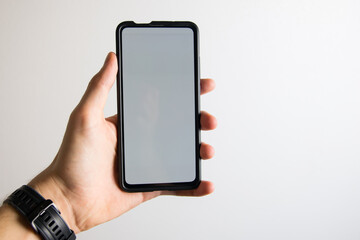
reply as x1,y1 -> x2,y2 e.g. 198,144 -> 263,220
115,21 -> 201,192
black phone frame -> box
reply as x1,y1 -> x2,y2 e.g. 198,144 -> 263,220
115,21 -> 201,192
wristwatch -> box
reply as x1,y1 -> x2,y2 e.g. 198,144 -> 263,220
4,185 -> 76,240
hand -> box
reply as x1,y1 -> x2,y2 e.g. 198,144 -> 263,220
28,52 -> 217,233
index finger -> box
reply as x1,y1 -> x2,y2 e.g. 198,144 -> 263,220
200,78 -> 215,95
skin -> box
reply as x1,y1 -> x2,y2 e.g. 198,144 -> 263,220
0,52 -> 217,239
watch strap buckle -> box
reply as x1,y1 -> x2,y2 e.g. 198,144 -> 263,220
28,199 -> 56,231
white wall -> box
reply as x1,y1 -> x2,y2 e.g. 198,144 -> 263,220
1,0 -> 360,239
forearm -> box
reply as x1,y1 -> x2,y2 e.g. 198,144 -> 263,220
0,204 -> 40,240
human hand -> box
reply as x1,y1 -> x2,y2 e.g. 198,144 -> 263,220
28,52 -> 217,233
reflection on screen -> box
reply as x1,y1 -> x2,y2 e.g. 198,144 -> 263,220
122,27 -> 196,184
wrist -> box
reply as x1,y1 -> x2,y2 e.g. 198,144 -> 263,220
28,170 -> 80,234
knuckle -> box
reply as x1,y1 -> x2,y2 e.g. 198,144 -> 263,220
69,106 -> 95,128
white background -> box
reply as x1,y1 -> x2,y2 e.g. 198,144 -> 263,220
1,0 -> 360,239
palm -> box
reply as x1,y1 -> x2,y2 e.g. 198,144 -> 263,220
52,114 -> 158,231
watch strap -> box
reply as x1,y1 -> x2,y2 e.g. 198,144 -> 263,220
5,185 -> 76,240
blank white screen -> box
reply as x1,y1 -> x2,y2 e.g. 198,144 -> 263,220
121,27 -> 196,184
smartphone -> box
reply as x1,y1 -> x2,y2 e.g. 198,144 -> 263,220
115,21 -> 200,192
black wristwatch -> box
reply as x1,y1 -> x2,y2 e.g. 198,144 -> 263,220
4,185 -> 76,240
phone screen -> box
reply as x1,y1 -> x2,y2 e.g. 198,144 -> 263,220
120,26 -> 198,185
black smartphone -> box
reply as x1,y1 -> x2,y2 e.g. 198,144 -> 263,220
115,21 -> 200,192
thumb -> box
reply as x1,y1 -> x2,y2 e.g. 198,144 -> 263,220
79,52 -> 118,114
